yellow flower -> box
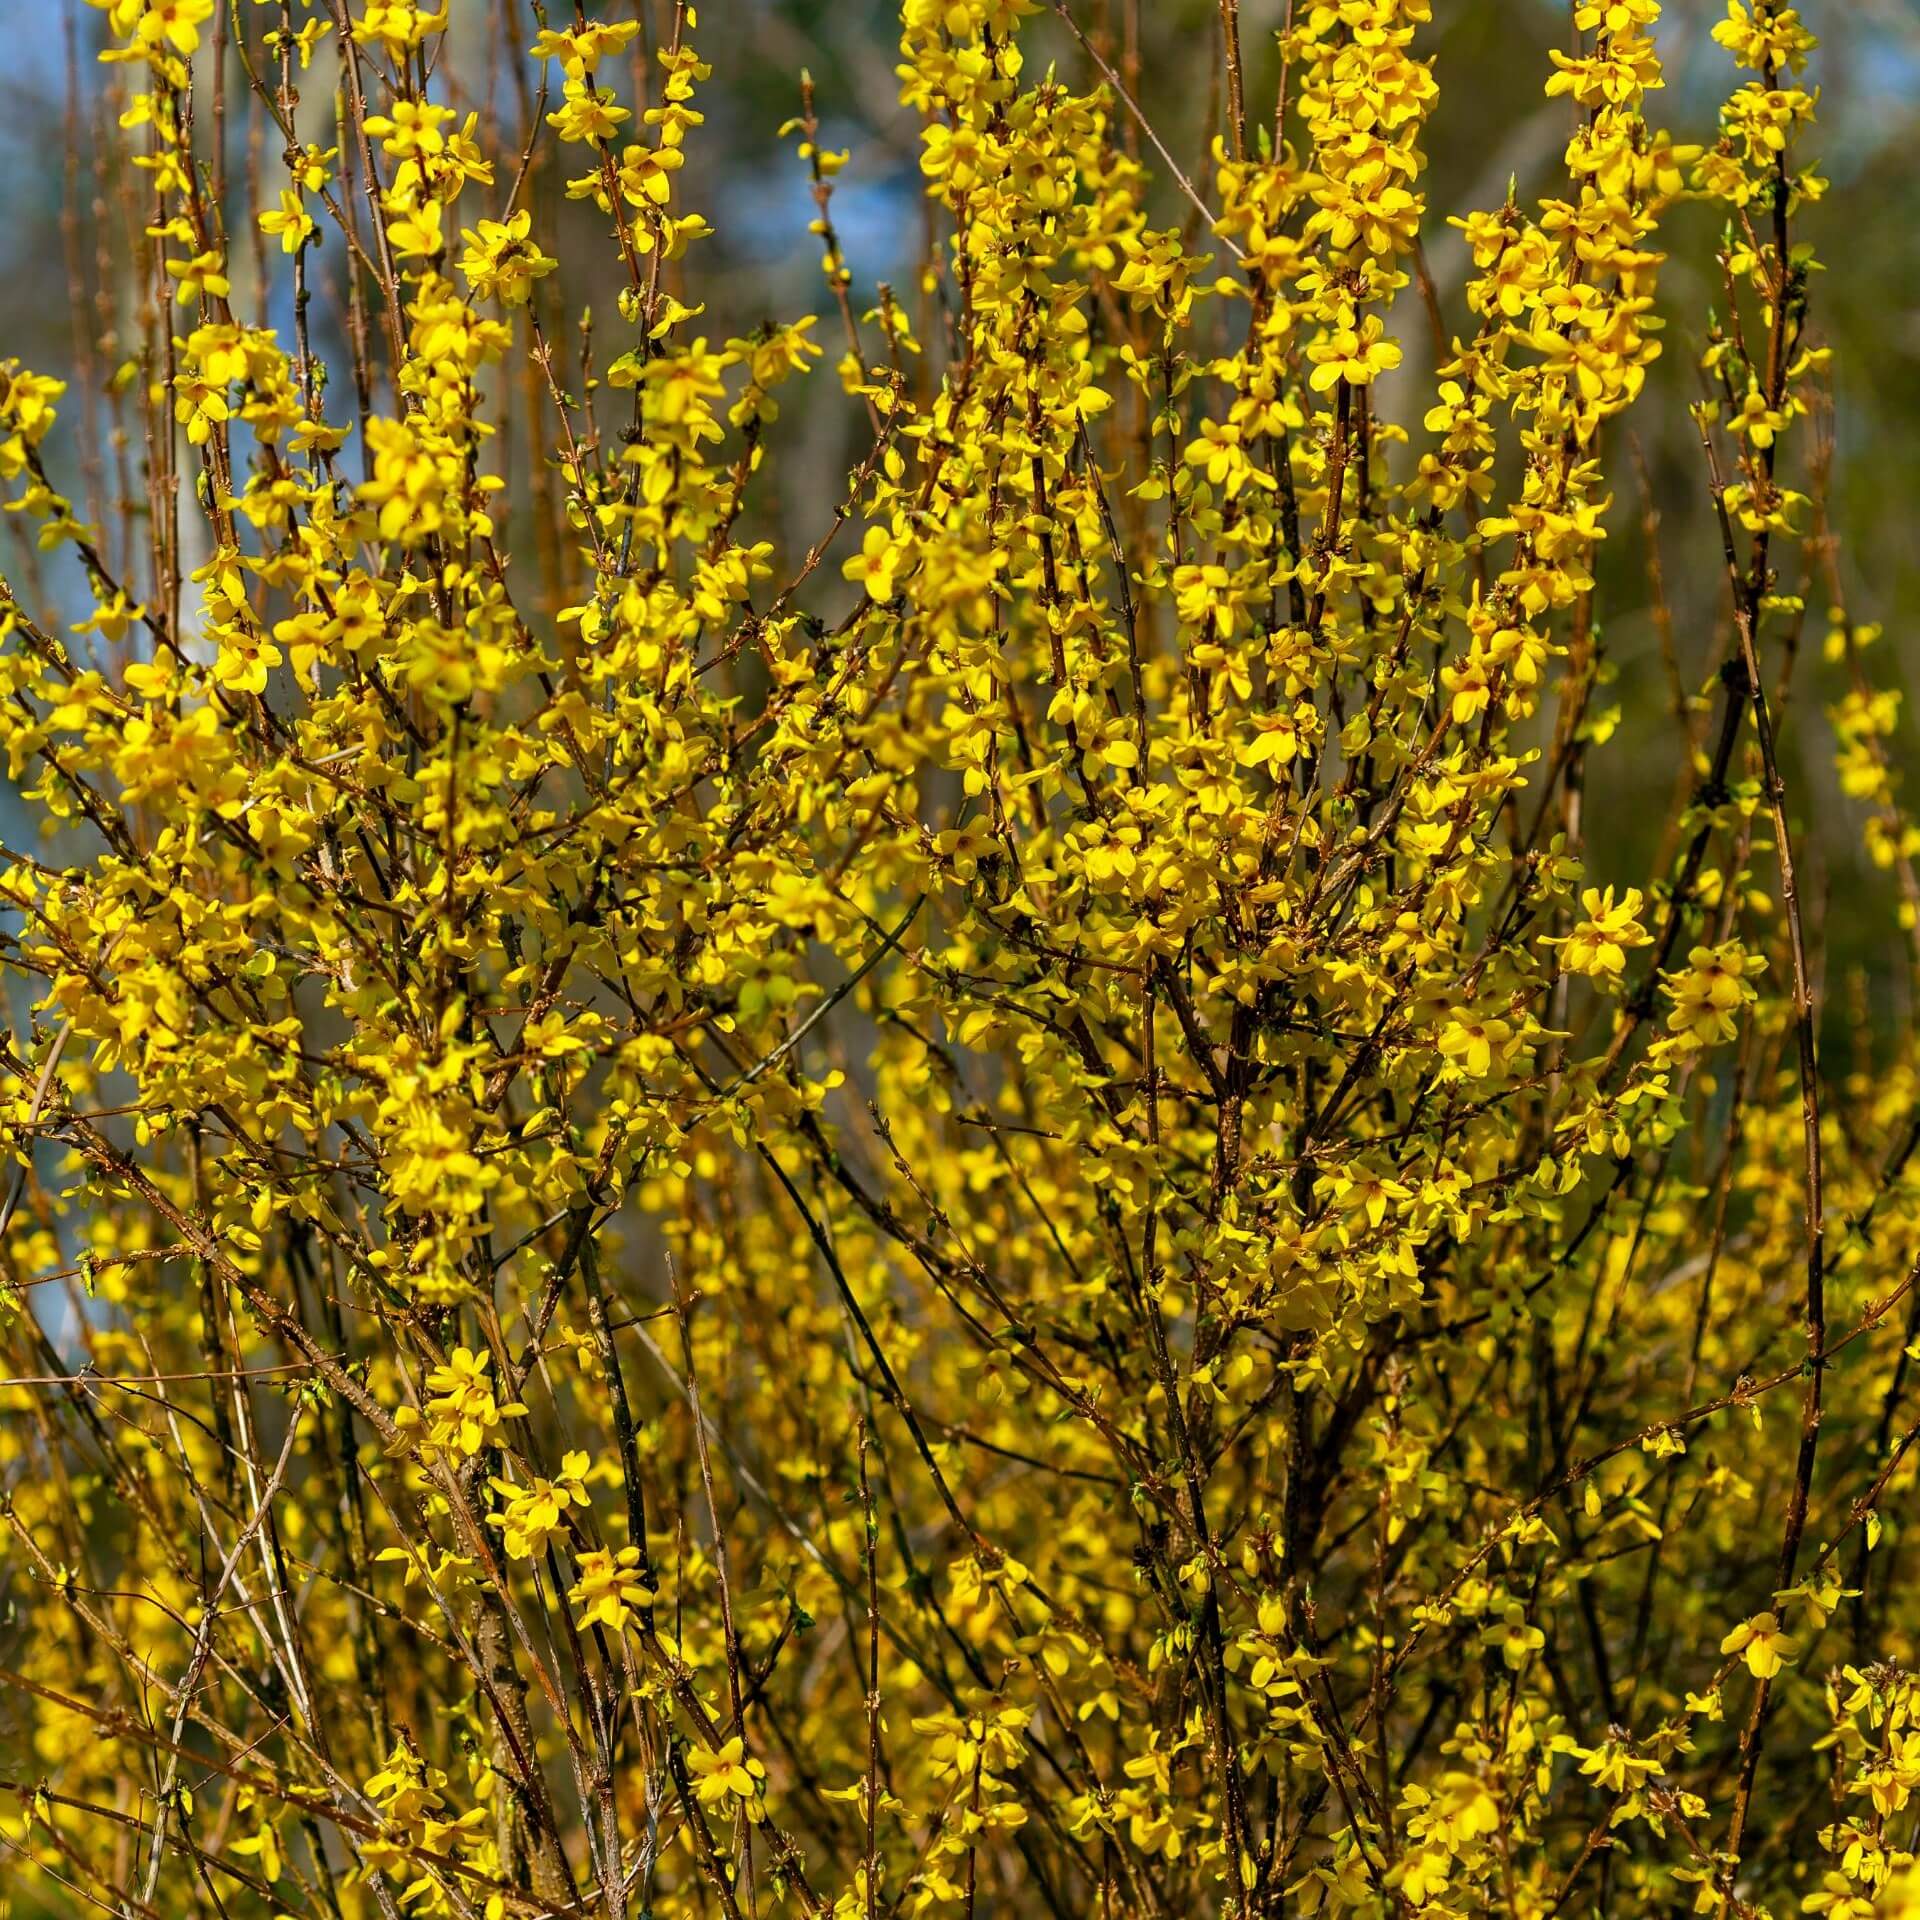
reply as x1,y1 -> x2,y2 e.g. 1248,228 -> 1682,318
265,17 -> 332,70
1728,383 -> 1791,448
130,0 -> 214,56
843,525 -> 905,603
686,1736 -> 767,1815
1664,941 -> 1763,1046
172,371 -> 230,447
1720,1611 -> 1798,1680
530,19 -> 640,75
613,141 -> 685,208
165,250 -> 230,304
1437,1013 -> 1514,1079
1307,315 -> 1403,391
405,1347 -> 527,1460
1555,885 -> 1651,979
489,1453 -> 592,1560
210,625 -> 282,697
568,1546 -> 653,1634
352,2 -> 449,63
547,76 -> 630,146
458,210 -> 558,308
258,190 -> 316,257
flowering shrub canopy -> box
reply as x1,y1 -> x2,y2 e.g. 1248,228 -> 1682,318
2,1 -> 1918,1917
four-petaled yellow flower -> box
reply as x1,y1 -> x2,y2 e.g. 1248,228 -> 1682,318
1308,315 -> 1403,391
1721,1611 -> 1798,1680
568,1546 -> 653,1633
458,210 -> 558,308
258,190 -> 316,257
489,1453 -> 593,1561
1665,941 -> 1764,1046
687,1736 -> 767,1817
1437,1013 -> 1514,1079
843,524 -> 905,603
1555,885 -> 1652,979
401,1347 -> 527,1460
115,0 -> 213,56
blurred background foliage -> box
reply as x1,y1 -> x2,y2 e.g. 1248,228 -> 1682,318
1,0 -> 1917,1053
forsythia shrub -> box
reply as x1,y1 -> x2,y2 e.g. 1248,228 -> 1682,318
1,0 -> 1916,1915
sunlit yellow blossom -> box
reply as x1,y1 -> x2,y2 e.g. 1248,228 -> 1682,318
567,1547 -> 653,1633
